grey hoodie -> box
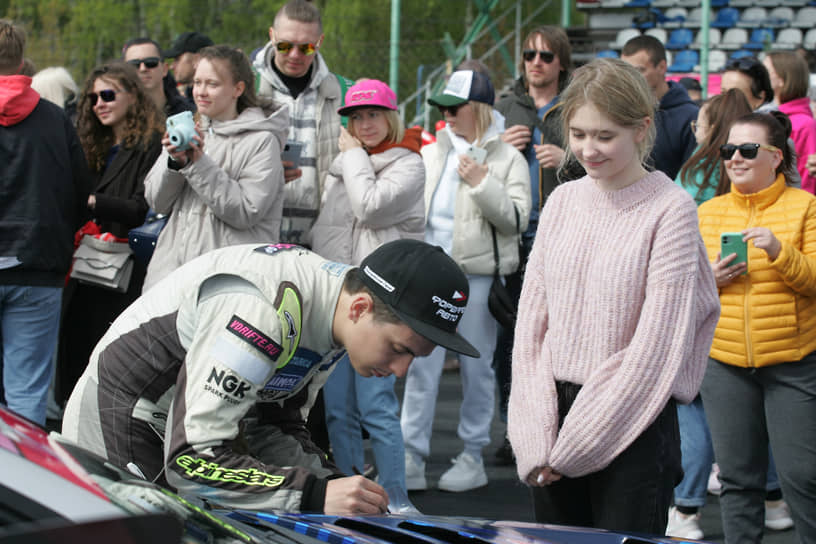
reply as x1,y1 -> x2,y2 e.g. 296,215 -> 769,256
143,105 -> 289,291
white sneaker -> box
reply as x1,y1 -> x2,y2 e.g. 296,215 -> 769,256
765,499 -> 794,531
666,506 -> 704,540
707,463 -> 722,496
437,452 -> 488,492
405,453 -> 427,491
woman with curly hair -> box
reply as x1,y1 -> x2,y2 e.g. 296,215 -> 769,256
58,61 -> 163,404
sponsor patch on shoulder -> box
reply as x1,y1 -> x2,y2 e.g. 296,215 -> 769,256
320,261 -> 351,277
254,243 -> 303,256
226,315 -> 283,362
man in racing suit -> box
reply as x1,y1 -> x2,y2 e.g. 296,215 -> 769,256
62,240 -> 478,515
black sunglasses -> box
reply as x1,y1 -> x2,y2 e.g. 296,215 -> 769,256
88,89 -> 117,106
522,49 -> 555,63
719,143 -> 780,160
126,56 -> 161,69
725,57 -> 761,72
437,104 -> 464,116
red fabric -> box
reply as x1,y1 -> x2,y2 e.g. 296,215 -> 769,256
0,75 -> 40,127
365,126 -> 424,156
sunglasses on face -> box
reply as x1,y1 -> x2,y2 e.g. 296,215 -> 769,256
522,49 -> 555,63
437,104 -> 465,116
126,56 -> 161,69
275,40 -> 320,56
725,57 -> 761,72
88,89 -> 117,106
719,143 -> 780,160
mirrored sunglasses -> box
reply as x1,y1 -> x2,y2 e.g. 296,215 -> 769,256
719,143 -> 780,160
275,41 -> 319,56
88,89 -> 117,106
126,56 -> 161,69
522,49 -> 555,63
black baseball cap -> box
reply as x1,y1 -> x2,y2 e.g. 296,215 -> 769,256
164,32 -> 214,58
428,70 -> 495,108
359,240 -> 480,358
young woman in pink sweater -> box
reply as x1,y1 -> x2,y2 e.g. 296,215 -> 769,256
507,58 -> 720,534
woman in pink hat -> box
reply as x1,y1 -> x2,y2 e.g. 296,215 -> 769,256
311,78 -> 425,501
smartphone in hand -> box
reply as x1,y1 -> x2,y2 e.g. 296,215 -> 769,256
282,141 -> 304,168
721,232 -> 748,274
465,146 -> 487,164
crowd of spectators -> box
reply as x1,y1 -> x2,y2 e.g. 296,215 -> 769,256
1,1 -> 815,541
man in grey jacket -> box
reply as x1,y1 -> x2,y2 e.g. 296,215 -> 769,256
252,0 -> 349,246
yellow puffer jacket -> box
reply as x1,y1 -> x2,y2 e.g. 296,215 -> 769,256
698,174 -> 816,367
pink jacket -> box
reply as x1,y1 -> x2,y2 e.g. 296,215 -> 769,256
778,97 -> 816,194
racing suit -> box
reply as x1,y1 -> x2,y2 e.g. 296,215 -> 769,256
62,243 -> 351,512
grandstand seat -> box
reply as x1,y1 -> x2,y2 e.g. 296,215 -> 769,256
792,7 -> 816,28
596,49 -> 620,58
632,8 -> 664,29
755,0 -> 784,6
661,7 -> 687,27
666,28 -> 694,49
720,27 -> 749,50
676,0 -> 701,8
804,28 -> 816,50
710,0 -> 729,7
737,7 -> 768,28
705,50 -> 729,72
711,8 -> 740,28
781,0 -> 808,6
650,0 -> 674,8
730,49 -> 755,62
744,28 -> 774,50
773,28 -> 803,50
764,7 -> 795,27
645,27 -> 668,44
668,50 -> 699,72
684,8 -> 713,28
692,28 -> 722,49
624,0 -> 651,7
610,28 -> 642,49
729,0 -> 754,7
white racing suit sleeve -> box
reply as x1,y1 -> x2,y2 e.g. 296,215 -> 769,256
164,276 -> 338,512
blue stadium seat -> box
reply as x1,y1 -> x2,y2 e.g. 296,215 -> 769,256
596,49 -> 620,58
666,28 -> 694,49
729,49 -> 754,61
711,7 -> 739,28
744,28 -> 774,49
667,50 -> 699,72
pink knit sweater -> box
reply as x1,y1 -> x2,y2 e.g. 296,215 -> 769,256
508,170 -> 720,481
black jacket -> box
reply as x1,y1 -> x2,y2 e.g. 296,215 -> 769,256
495,78 -> 583,212
91,132 -> 163,238
0,98 -> 92,286
652,81 -> 699,180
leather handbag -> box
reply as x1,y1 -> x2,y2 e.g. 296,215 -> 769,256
128,210 -> 168,265
70,235 -> 134,292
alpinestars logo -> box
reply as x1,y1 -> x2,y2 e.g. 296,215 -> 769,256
452,290 -> 466,301
176,455 -> 285,487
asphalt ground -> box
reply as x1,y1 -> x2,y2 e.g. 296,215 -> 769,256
394,366 -> 799,544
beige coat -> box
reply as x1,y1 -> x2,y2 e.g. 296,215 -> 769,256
142,106 -> 288,291
311,146 -> 425,265
423,128 -> 531,276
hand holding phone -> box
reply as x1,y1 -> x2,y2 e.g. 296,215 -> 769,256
465,145 -> 487,164
281,141 -> 304,168
720,232 -> 748,276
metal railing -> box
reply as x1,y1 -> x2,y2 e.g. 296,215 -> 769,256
399,0 -> 553,130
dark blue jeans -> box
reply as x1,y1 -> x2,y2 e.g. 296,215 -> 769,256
532,382 -> 682,535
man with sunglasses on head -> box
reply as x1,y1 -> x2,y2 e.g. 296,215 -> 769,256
123,37 -> 194,118
252,0 -> 351,247
621,35 -> 698,180
491,26 -> 582,466
0,19 -> 92,426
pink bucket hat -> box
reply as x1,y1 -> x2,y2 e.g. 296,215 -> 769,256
337,79 -> 398,116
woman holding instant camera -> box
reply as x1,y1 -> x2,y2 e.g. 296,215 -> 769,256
59,61 -> 162,404
697,111 -> 816,543
142,45 -> 287,291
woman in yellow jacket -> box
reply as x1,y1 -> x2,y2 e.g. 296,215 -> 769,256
698,111 -> 816,544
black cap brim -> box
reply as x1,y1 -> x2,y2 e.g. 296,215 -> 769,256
391,306 -> 480,359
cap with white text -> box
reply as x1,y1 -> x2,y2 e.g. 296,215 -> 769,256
359,240 -> 480,358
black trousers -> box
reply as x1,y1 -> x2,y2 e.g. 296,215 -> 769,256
532,381 -> 682,535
